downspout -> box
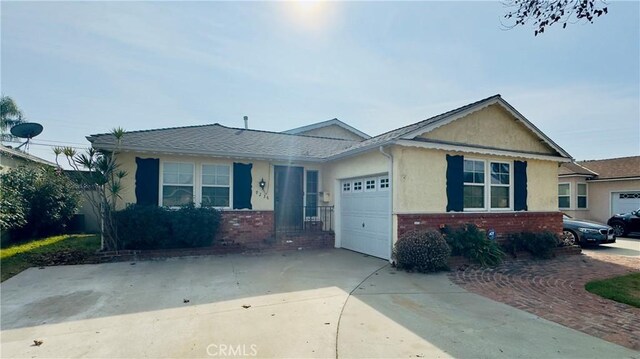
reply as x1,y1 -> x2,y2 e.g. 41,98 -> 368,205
379,145 -> 394,263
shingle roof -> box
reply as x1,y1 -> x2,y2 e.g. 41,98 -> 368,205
88,124 -> 358,162
558,162 -> 599,177
0,146 -> 55,167
283,118 -> 371,139
88,94 -> 571,163
577,156 -> 640,180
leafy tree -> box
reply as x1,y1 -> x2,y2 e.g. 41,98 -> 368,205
0,166 -> 81,239
0,96 -> 25,142
504,0 -> 609,36
54,128 -> 127,251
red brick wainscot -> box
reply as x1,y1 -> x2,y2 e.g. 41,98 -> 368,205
219,210 -> 275,247
397,211 -> 563,240
218,211 -> 335,252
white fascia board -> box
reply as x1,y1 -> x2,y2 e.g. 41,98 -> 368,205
586,177 -> 640,183
396,139 -> 572,162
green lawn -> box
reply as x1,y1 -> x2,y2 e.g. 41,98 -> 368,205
585,273 -> 640,308
1,234 -> 100,282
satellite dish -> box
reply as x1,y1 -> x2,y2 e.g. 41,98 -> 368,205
10,122 -> 44,151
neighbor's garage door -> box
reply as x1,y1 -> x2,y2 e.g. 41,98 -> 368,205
340,175 -> 391,259
611,191 -> 640,215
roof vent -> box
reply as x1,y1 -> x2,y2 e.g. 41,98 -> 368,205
243,116 -> 248,129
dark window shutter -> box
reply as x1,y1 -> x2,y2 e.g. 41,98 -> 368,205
514,160 -> 528,211
233,162 -> 253,210
446,155 -> 464,212
135,157 -> 159,206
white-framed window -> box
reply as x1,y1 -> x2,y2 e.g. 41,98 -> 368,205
342,182 -> 351,192
379,176 -> 390,190
463,159 -> 513,211
305,170 -> 319,217
577,183 -> 587,209
353,180 -> 363,192
558,183 -> 570,209
201,164 -> 230,208
365,178 -> 376,191
162,162 -> 195,207
463,159 -> 485,210
490,162 -> 510,209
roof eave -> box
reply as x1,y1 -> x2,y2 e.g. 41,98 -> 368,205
91,143 -> 328,163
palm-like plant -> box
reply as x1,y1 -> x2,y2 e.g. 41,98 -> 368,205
1,96 -> 25,142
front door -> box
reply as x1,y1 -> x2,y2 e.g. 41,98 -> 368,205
274,166 -> 304,232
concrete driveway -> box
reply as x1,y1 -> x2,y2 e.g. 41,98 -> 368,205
1,249 -> 637,358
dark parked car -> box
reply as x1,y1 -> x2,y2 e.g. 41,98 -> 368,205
607,208 -> 640,237
562,214 -> 615,246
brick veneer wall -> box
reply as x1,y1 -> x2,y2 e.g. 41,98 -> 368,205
219,211 -> 275,246
397,212 -> 563,240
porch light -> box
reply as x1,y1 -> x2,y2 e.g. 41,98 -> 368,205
259,178 -> 266,190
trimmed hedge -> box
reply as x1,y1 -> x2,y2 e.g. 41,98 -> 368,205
442,224 -> 504,267
502,231 -> 560,259
115,204 -> 221,250
394,230 -> 451,273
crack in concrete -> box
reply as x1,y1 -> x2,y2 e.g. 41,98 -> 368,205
334,263 -> 389,359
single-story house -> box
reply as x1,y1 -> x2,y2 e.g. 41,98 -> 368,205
559,156 -> 640,223
0,145 -> 55,173
88,94 -> 572,260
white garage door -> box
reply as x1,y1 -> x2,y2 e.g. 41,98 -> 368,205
340,175 -> 391,259
611,191 -> 640,215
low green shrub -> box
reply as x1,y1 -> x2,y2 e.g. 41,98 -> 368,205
442,224 -> 504,267
115,204 -> 221,250
114,205 -> 171,249
394,230 -> 451,273
503,231 -> 559,259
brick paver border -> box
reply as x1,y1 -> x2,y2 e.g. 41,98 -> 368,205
450,253 -> 640,350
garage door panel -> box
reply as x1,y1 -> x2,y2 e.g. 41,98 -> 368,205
612,192 -> 640,215
340,175 -> 390,259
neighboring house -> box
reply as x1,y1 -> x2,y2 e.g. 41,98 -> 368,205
559,156 -> 640,223
88,94 -> 571,260
0,145 -> 55,172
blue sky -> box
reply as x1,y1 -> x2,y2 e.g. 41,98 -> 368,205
2,1 -> 638,165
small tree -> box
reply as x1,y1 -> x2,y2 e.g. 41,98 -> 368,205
54,128 -> 127,251
0,166 -> 81,239
1,95 -> 25,142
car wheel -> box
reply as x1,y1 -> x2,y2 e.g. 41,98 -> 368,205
611,222 -> 627,237
562,230 -> 579,245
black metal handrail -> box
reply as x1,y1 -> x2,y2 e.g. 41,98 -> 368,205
303,205 -> 334,232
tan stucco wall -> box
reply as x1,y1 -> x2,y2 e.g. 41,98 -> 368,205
320,150 -> 390,206
391,146 -> 559,213
421,104 -> 556,155
298,125 -> 365,141
0,155 -> 39,173
115,151 -> 323,211
583,179 -> 640,223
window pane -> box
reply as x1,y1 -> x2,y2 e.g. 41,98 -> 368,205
558,184 -> 570,196
202,187 -> 230,207
164,162 -> 193,185
306,194 -> 318,217
464,160 -> 484,184
577,196 -> 587,208
163,185 -> 193,207
490,162 -> 509,184
306,171 -> 318,192
163,173 -> 179,184
577,184 -> 587,196
178,173 -> 193,185
464,185 -> 484,208
491,186 -> 509,208
559,197 -> 570,208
